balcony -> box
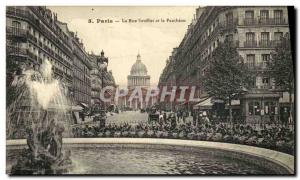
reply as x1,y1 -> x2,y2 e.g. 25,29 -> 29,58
27,51 -> 38,61
6,27 -> 28,39
7,7 -> 73,58
29,7 -> 71,45
246,62 -> 269,71
242,18 -> 288,26
219,18 -> 239,31
65,73 -> 73,81
6,7 -> 30,20
7,46 -> 27,56
269,40 -> 283,48
243,41 -> 257,48
38,41 -> 43,47
53,67 -> 64,76
27,33 -> 37,44
43,45 -> 54,56
258,40 -> 272,48
243,40 -> 283,48
259,18 -> 288,25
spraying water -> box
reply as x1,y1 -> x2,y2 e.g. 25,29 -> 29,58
7,60 -> 73,174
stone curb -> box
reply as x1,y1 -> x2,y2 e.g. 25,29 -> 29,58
6,138 -> 294,174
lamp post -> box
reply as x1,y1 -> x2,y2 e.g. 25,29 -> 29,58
99,61 -> 108,128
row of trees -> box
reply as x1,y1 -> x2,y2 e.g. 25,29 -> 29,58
203,35 -> 294,123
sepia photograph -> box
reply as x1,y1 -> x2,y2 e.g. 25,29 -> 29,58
5,5 -> 295,175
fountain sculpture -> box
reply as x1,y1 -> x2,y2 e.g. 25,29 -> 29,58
7,60 -> 73,174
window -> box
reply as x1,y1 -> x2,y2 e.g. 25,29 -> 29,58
248,101 -> 261,115
260,32 -> 270,47
274,10 -> 283,24
226,12 -> 233,25
261,32 -> 269,41
274,32 -> 284,47
245,10 -> 254,25
261,54 -> 270,68
247,54 -> 255,68
246,32 -> 255,42
10,41 -> 21,54
12,21 -> 21,35
260,10 -> 269,23
12,20 -> 21,28
245,32 -> 256,47
274,32 -> 283,40
274,32 -> 283,42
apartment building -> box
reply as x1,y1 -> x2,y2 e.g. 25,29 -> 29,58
159,6 -> 291,123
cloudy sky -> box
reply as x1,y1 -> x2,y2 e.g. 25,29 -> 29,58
49,6 -> 197,87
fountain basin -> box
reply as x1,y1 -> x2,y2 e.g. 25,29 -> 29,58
7,138 -> 294,175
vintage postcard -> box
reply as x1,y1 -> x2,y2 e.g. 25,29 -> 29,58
6,6 -> 295,175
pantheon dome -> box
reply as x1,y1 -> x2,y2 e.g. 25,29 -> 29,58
130,54 -> 148,76
127,54 -> 150,89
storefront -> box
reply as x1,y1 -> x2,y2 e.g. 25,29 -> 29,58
240,92 -> 280,124
193,98 -> 241,123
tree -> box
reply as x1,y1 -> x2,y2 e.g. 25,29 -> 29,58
267,34 -> 294,124
203,39 -> 251,124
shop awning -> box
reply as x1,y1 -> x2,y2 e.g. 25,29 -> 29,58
193,98 -> 240,110
193,97 -> 212,110
80,103 -> 88,108
72,105 -> 83,111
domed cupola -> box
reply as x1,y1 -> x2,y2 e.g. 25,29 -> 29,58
130,54 -> 148,76
127,53 -> 150,89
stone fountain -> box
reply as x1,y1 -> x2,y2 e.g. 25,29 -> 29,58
7,60 -> 73,175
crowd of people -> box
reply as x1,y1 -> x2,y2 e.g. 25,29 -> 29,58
72,119 -> 294,155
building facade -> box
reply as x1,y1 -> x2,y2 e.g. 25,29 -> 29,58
118,54 -> 155,110
158,48 -> 177,111
6,6 -> 74,95
127,54 -> 150,89
159,6 -> 291,124
71,33 -> 92,106
89,50 -> 117,110
6,6 -> 94,107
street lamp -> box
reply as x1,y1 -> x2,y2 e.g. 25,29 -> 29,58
99,61 -> 108,128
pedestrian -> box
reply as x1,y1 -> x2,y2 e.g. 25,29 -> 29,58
163,112 -> 167,124
204,116 -> 210,124
171,113 -> 177,130
282,107 -> 289,127
192,111 -> 197,127
197,112 -> 203,127
177,111 -> 180,122
182,111 -> 186,124
159,113 -> 164,124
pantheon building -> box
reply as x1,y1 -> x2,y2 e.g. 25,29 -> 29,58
118,54 -> 156,110
127,54 -> 150,89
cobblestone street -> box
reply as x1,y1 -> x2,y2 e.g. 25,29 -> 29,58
107,111 -> 149,125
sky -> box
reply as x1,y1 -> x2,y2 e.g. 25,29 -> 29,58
48,6 -> 197,87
